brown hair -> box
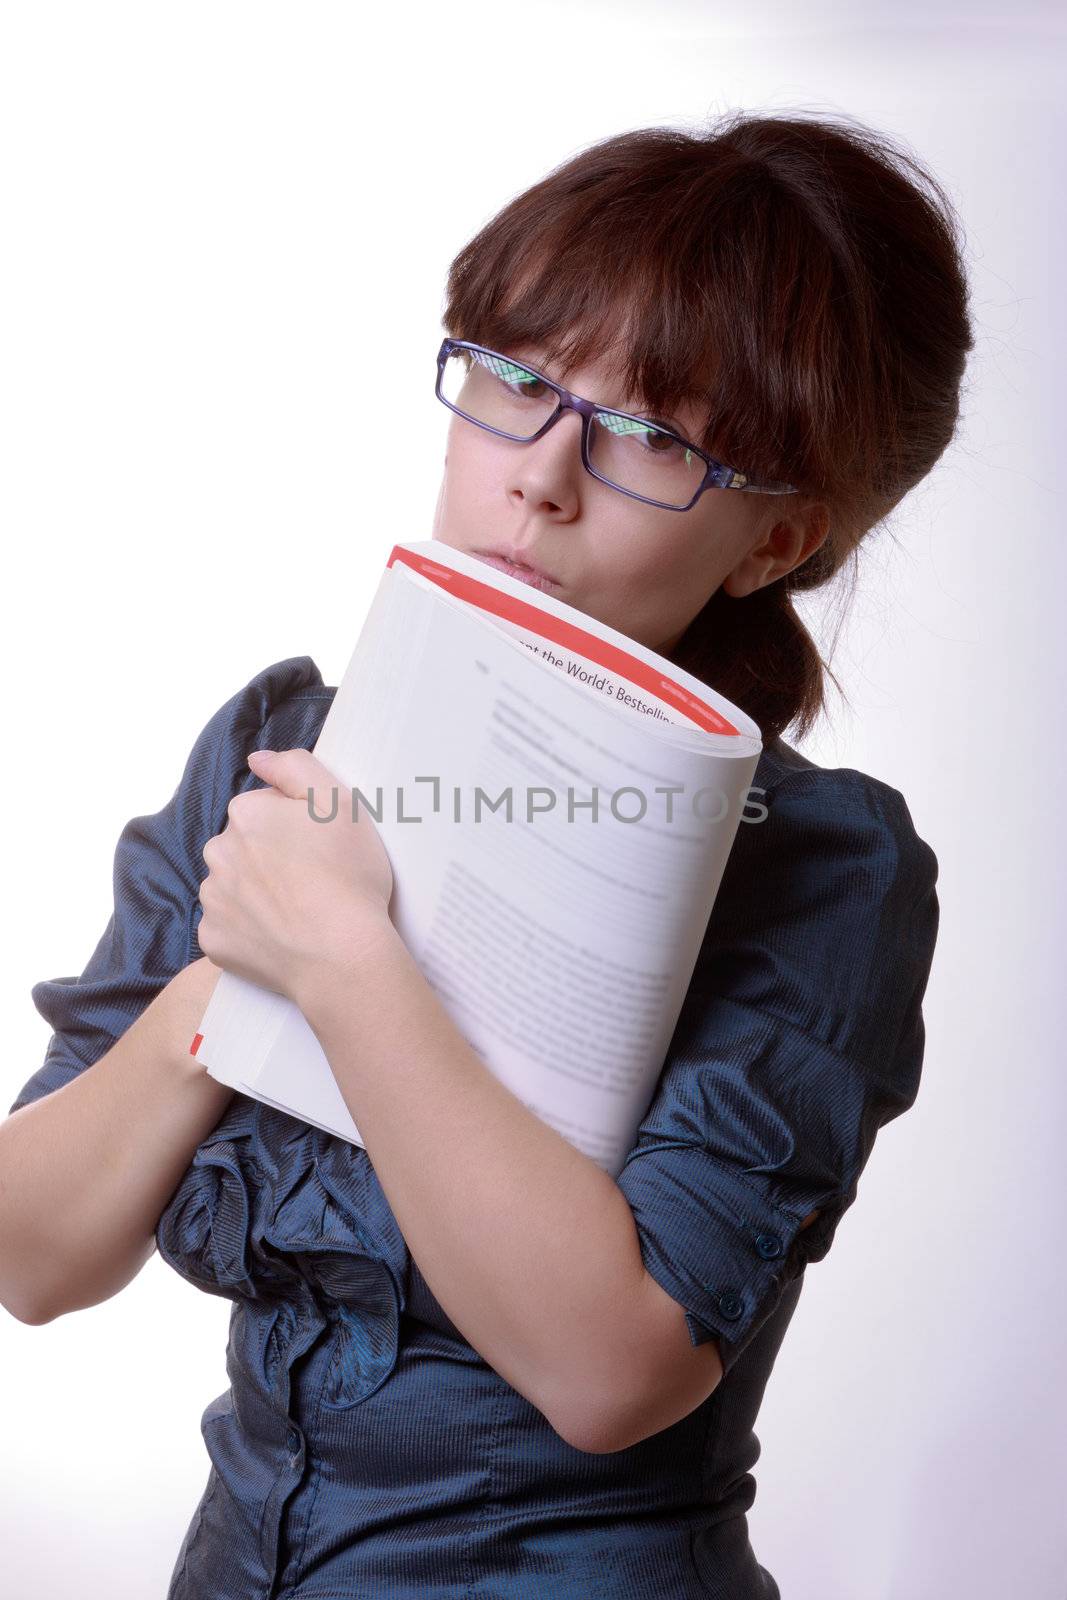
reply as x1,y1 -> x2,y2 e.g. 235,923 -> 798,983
441,110 -> 974,743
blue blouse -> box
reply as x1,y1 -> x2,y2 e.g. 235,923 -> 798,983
10,655 -> 939,1600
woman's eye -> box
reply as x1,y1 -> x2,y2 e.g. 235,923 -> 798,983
477,354 -> 548,398
501,373 -> 549,400
639,422 -> 684,453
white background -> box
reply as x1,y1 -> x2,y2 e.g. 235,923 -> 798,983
2,4 -> 1064,1597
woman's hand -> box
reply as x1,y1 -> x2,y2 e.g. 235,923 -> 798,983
195,747 -> 395,1003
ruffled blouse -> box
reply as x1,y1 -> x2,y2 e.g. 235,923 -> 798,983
10,655 -> 939,1600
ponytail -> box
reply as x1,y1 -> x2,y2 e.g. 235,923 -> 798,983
669,544 -> 854,745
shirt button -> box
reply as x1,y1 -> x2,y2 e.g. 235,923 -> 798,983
717,1289 -> 744,1321
286,1429 -> 300,1454
755,1231 -> 784,1260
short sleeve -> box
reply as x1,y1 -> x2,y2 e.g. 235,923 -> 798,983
614,766 -> 939,1375
8,657 -> 325,1117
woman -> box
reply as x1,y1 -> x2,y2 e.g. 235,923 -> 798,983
2,110 -> 972,1597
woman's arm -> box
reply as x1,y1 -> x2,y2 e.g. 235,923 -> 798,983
291,916 -> 703,1455
0,958 -> 232,1325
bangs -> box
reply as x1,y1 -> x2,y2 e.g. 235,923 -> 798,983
440,147 -> 859,494
442,116 -> 970,533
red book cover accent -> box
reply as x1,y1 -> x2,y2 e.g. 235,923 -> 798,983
386,546 -> 740,737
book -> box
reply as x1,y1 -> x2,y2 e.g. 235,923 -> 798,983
191,539 -> 763,1178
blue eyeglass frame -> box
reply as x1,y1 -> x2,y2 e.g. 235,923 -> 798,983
435,337 -> 798,511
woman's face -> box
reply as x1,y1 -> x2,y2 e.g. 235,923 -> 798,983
430,338 -> 824,655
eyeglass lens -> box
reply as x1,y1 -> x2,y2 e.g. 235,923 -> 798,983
439,347 -> 705,509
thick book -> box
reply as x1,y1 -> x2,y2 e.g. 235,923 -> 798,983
191,540 -> 763,1178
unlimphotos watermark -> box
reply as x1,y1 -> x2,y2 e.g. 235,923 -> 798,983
302,777 -> 771,827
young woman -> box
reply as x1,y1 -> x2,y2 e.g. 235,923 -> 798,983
2,111 -> 972,1598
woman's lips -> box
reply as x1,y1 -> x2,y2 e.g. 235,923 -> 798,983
470,551 -> 561,593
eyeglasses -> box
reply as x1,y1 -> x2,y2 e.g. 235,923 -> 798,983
434,338 -> 798,511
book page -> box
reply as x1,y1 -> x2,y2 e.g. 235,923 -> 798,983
247,563 -> 760,1175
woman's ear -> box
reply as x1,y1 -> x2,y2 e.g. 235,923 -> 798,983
722,502 -> 829,599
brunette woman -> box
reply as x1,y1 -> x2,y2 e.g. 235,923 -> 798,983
2,110 -> 971,1599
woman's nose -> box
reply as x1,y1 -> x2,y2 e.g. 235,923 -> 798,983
505,407 -> 585,514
